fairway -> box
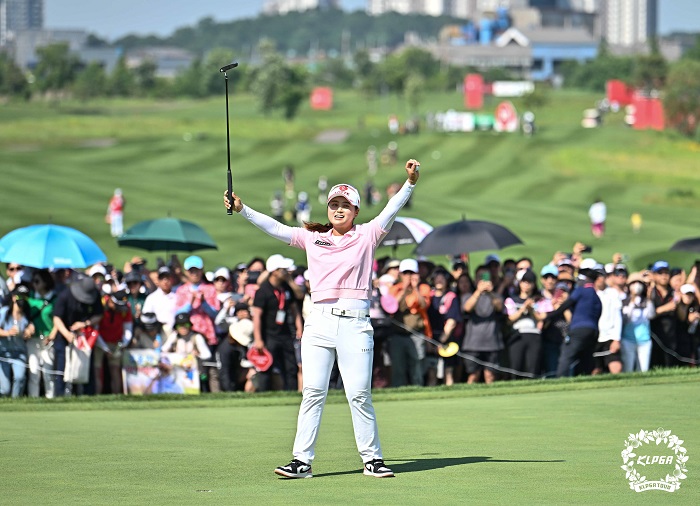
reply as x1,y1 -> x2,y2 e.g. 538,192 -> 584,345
2,372 -> 698,505
1,90 -> 699,271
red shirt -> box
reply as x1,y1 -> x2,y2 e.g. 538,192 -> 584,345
100,298 -> 133,343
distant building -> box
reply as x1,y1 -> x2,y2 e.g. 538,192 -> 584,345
126,47 -> 195,79
263,0 -> 338,15
13,28 -> 86,68
601,0 -> 657,47
0,0 -> 43,46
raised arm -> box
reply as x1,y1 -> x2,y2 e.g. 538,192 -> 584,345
224,190 -> 294,244
375,159 -> 420,230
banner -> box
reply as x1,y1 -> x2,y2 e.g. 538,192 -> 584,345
122,349 -> 200,395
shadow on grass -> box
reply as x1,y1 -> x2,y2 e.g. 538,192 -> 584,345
312,455 -> 564,478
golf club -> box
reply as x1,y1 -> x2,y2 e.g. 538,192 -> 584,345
220,62 -> 239,215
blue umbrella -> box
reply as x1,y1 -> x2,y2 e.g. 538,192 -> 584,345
0,224 -> 107,269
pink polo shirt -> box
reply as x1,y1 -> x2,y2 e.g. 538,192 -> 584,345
290,220 -> 386,303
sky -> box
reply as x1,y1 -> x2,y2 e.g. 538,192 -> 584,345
45,0 -> 700,41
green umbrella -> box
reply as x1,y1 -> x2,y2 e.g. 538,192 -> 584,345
117,218 -> 217,252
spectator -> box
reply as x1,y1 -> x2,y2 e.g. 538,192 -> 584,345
161,312 -> 212,365
461,265 -> 504,384
548,265 -> 604,377
388,258 -> 431,387
4,263 -> 24,293
676,284 -> 698,364
539,280 -> 572,376
142,266 -> 177,336
0,283 -> 31,397
212,267 -> 233,306
123,270 -> 147,324
217,303 -> 252,392
649,261 -> 678,368
295,192 -> 312,226
25,269 -> 57,398
427,269 -> 463,386
505,269 -> 544,378
594,266 -> 626,375
130,312 -> 164,350
251,255 -> 302,392
621,273 -> 656,372
106,188 -> 125,237
94,289 -> 133,394
588,198 -> 606,238
50,275 -> 104,397
175,256 -> 220,392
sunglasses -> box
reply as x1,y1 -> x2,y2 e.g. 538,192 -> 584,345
7,266 -> 21,272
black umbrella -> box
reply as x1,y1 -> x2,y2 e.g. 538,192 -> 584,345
414,218 -> 523,256
670,237 -> 700,254
117,218 -> 217,252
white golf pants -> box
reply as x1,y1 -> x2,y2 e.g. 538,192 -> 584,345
292,306 -> 382,464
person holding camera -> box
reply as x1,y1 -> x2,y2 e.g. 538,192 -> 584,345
505,270 -> 545,378
461,265 -> 505,384
0,282 -> 31,397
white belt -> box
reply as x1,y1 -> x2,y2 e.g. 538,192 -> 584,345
329,307 -> 370,318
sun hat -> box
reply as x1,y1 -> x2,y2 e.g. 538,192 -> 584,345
110,289 -> 129,307
327,184 -> 360,208
229,319 -> 254,347
213,267 -> 230,280
70,275 -> 99,305
87,264 -> 107,277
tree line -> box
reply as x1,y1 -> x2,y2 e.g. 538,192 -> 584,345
1,33 -> 699,137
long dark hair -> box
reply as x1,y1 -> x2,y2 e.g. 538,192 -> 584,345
304,221 -> 333,232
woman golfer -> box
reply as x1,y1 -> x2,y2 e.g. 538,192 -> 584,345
224,159 -> 420,478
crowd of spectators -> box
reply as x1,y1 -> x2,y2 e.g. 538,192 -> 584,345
0,242 -> 698,398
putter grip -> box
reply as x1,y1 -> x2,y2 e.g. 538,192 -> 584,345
227,170 -> 233,216
220,62 -> 239,73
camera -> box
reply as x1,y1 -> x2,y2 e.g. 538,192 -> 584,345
581,245 -> 593,253
247,270 -> 261,285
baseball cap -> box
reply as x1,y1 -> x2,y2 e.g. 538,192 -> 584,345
579,258 -> 598,271
520,270 -> 537,284
651,260 -> 670,273
124,270 -> 141,284
183,255 -> 204,271
681,284 -> 696,295
229,319 -> 254,347
540,264 -> 559,278
157,266 -> 171,277
266,254 -> 294,272
174,312 -> 191,327
557,258 -> 574,268
140,312 -> 161,330
87,264 -> 107,277
399,259 -> 419,274
383,259 -> 401,274
110,289 -> 129,307
213,267 -> 230,280
485,254 -> 501,265
327,184 -> 361,209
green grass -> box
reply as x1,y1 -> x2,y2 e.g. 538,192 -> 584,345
1,369 -> 698,504
1,89 -> 699,273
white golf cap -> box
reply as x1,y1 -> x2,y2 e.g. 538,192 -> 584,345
399,259 -> 419,273
681,284 -> 696,295
229,319 -> 254,347
327,184 -> 360,208
213,267 -> 230,280
87,264 -> 107,277
266,254 -> 294,272
579,258 -> 598,270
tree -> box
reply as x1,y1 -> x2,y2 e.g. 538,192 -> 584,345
663,60 -> 700,137
404,73 -> 425,113
73,62 -> 107,99
682,34 -> 700,61
0,52 -> 31,99
133,60 -> 158,96
251,39 -> 308,120
173,58 -> 206,97
109,56 -> 136,97
632,39 -> 668,91
33,43 -> 81,93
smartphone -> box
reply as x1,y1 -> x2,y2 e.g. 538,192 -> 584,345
582,245 -> 593,253
481,272 -> 491,282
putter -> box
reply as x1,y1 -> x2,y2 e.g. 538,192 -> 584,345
220,62 -> 239,215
